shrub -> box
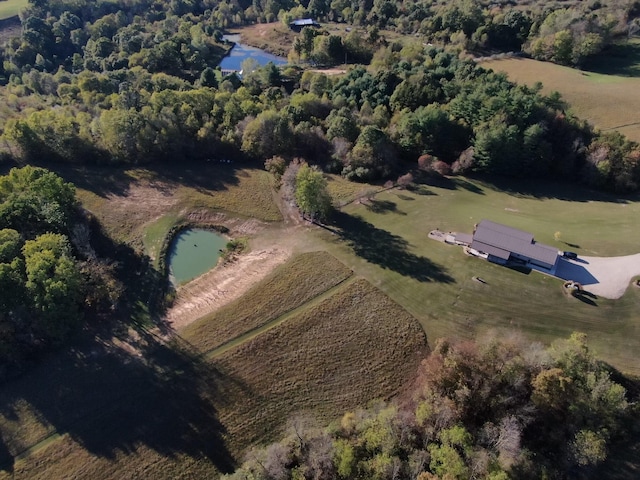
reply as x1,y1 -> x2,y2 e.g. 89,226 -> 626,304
396,172 -> 414,187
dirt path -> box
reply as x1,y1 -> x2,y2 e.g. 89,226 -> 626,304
166,246 -> 292,331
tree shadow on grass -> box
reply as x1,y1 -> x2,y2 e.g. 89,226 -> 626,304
0,328 -> 239,474
364,199 -> 406,215
333,211 -> 454,283
39,159 -> 245,199
475,174 -> 637,203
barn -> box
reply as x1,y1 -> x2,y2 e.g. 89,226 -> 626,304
469,220 -> 559,274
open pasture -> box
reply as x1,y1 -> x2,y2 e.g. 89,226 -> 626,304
312,177 -> 640,375
482,57 -> 640,143
0,0 -> 26,20
55,162 -> 281,248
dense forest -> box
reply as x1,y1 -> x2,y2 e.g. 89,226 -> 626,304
226,333 -> 637,480
0,0 -> 637,193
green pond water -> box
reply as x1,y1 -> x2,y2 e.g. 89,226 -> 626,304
168,229 -> 227,285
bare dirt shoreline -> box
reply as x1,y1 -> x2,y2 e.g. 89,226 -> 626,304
165,246 -> 293,331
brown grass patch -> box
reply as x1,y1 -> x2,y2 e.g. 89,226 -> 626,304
181,251 -> 353,352
213,278 -> 428,451
229,23 -> 297,57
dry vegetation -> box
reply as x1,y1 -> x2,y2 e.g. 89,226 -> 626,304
213,278 -> 428,451
228,23 -> 297,57
67,163 -> 281,246
0,257 -> 424,479
181,251 -> 353,353
483,57 -> 640,143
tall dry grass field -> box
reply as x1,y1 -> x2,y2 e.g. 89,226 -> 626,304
181,251 -> 353,353
213,278 -> 428,451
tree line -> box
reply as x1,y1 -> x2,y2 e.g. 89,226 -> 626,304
2,44 -> 640,192
211,0 -> 640,67
225,333 -> 636,480
0,166 -> 169,379
0,0 -> 639,194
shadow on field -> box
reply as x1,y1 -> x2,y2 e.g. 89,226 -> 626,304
413,175 -> 485,195
364,199 -> 406,215
0,330 -> 238,474
573,291 -> 598,306
333,211 -> 454,283
582,41 -> 640,78
477,174 -> 637,204
42,160 -> 245,199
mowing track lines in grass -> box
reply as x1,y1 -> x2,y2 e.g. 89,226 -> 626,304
181,251 -> 353,352
202,276 -> 358,360
213,278 -> 428,451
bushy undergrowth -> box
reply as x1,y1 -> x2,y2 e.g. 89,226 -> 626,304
226,333 -> 635,480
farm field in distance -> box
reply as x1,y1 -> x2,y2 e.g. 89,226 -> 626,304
0,0 -> 26,20
483,54 -> 640,142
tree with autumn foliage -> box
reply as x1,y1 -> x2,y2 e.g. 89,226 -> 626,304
225,333 -> 634,480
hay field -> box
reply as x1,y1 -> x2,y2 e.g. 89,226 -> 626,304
482,57 -> 640,142
181,251 -> 353,353
0,253 -> 425,479
213,278 -> 428,450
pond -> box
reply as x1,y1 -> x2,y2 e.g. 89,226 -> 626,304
220,34 -> 287,71
168,229 -> 228,285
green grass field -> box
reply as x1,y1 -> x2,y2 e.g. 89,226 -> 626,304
62,163 -> 282,247
483,56 -> 640,143
309,177 -> 640,375
0,0 -> 27,20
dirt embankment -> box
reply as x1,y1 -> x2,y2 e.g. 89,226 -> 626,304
166,246 -> 292,331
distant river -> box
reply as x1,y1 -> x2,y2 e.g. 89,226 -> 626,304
220,34 -> 287,71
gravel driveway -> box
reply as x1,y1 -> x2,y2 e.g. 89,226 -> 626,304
555,253 -> 640,299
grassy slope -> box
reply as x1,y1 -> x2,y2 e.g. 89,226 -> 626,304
213,278 -> 428,451
0,256 -> 425,479
0,0 -> 26,20
308,177 -> 640,375
63,163 -> 282,246
482,56 -> 640,142
181,251 -> 353,353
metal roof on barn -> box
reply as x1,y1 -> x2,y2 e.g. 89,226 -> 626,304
471,220 -> 558,267
290,19 -> 319,26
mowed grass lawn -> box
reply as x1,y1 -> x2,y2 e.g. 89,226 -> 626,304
0,0 -> 27,19
483,57 -> 640,142
312,177 -> 640,375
